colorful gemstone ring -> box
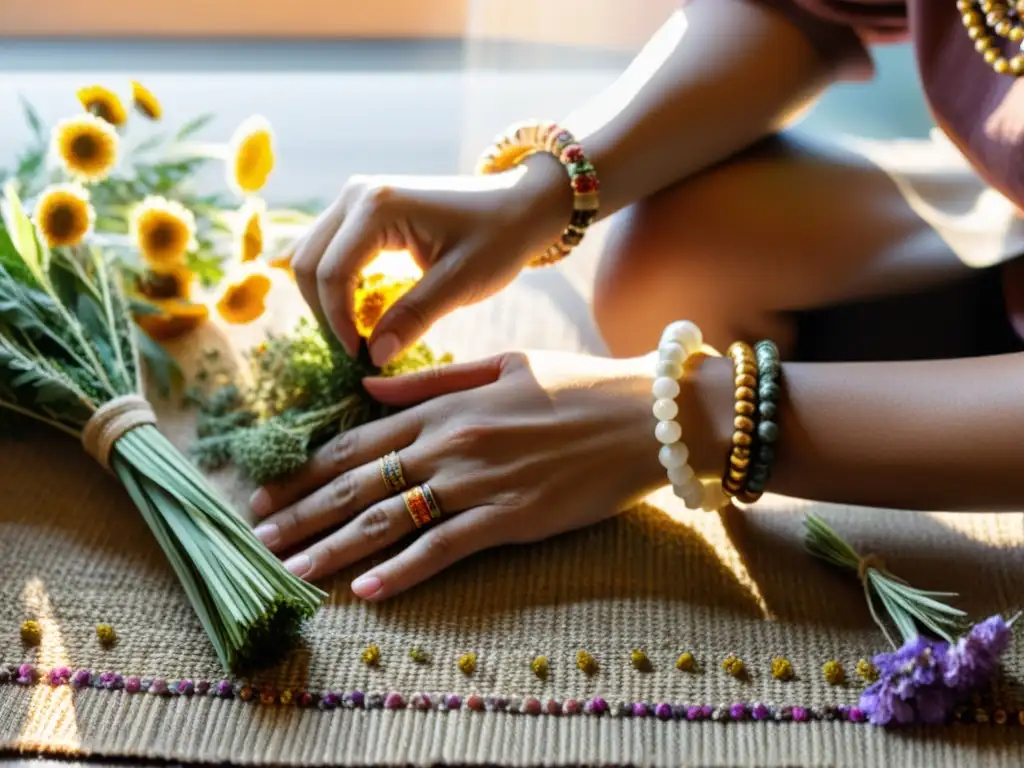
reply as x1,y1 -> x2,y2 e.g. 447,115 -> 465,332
379,451 -> 407,494
402,483 -> 443,529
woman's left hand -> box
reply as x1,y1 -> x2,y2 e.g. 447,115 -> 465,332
249,350 -> 666,600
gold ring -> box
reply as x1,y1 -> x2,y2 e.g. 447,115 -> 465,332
403,485 -> 433,529
420,483 -> 442,520
379,451 -> 407,493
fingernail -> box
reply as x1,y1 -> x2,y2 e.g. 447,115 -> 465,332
351,574 -> 383,600
249,488 -> 271,517
370,333 -> 400,367
284,554 -> 312,578
252,523 -> 280,548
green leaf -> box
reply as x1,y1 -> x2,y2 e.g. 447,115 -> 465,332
20,94 -> 45,141
187,248 -> 225,287
132,133 -> 168,155
1,182 -> 41,281
135,327 -> 182,397
175,114 -> 215,141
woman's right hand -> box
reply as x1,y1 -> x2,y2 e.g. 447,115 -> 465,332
291,153 -> 572,366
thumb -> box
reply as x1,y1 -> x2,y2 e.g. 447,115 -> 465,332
366,251 -> 479,367
363,355 -> 507,406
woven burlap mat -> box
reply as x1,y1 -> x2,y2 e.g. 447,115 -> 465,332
3,279 -> 1024,767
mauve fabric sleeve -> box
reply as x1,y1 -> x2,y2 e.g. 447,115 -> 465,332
747,0 -> 878,80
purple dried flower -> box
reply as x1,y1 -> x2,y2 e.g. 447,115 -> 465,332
729,702 -> 746,720
700,704 -> 714,719
320,693 -> 341,710
196,680 -> 210,695
348,690 -> 365,709
751,703 -> 770,721
215,680 -> 233,698
16,664 -> 36,685
590,696 -> 608,715
384,692 -> 405,710
98,672 -> 120,690
654,703 -> 673,720
848,707 -> 866,723
686,705 -> 702,721
791,706 -> 809,722
124,677 -> 142,694
178,680 -> 195,696
445,694 -> 462,710
71,670 -> 91,689
944,615 -> 1011,692
149,678 -> 168,695
632,702 -> 649,718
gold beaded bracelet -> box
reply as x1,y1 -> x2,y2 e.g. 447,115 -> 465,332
722,342 -> 759,498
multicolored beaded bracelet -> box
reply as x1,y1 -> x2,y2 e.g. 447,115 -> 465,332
476,120 -> 599,267
739,339 -> 781,503
722,342 -> 758,499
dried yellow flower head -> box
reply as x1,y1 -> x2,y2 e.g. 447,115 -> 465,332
130,196 -> 196,273
630,649 -> 651,672
531,655 -> 549,680
721,654 -> 745,678
676,652 -> 695,671
279,689 -> 294,705
361,644 -> 381,666
770,657 -> 794,681
20,620 -> 42,646
33,183 -> 95,248
354,274 -> 416,337
229,115 -> 275,195
95,623 -> 117,647
458,652 -> 477,675
823,660 -> 845,685
409,647 -> 429,664
576,650 -> 598,675
856,659 -> 879,682
52,113 -> 119,182
217,271 -> 272,325
77,85 -> 128,126
131,80 -> 163,120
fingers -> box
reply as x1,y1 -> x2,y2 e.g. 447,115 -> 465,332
365,251 -> 475,367
315,199 -> 382,356
291,195 -> 347,337
362,355 -> 506,406
351,507 -> 497,601
251,443 -> 429,554
250,408 -> 422,517
280,482 -> 466,583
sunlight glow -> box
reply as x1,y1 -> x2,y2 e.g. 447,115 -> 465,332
17,578 -> 80,752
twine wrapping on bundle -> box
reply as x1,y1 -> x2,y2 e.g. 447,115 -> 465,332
81,394 -> 158,471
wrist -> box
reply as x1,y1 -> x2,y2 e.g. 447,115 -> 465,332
501,152 -> 574,259
677,354 -> 735,478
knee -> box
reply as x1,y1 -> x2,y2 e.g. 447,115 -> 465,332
593,191 -> 730,357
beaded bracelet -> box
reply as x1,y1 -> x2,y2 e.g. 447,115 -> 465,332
739,340 -> 781,503
721,342 -> 759,499
476,120 -> 599,267
652,321 -> 729,512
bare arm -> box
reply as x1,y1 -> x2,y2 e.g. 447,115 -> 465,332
524,0 -> 850,229
682,353 -> 1024,511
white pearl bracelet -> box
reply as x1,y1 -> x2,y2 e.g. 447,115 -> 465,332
652,320 -> 729,512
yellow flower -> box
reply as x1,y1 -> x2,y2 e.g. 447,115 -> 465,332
630,648 -> 651,671
822,660 -> 845,685
130,196 -> 196,273
134,299 -> 209,342
530,655 -> 549,680
721,654 -> 745,678
361,644 -> 381,666
354,273 -> 416,337
575,649 -> 598,675
77,85 -> 128,126
238,201 -> 265,262
457,652 -> 477,675
130,80 -> 162,120
770,656 -> 794,681
21,620 -> 42,646
95,623 -> 117,647
228,115 -> 275,195
676,652 -> 696,671
216,270 -> 272,325
51,113 -> 119,183
136,266 -> 194,301
856,658 -> 879,682
33,183 -> 95,248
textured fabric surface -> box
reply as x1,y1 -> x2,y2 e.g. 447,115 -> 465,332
2,270 -> 1024,767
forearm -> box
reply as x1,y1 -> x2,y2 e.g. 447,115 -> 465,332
559,0 -> 839,219
682,353 -> 1024,511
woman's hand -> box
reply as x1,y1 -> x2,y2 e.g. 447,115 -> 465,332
249,351 -> 668,599
290,156 -> 571,367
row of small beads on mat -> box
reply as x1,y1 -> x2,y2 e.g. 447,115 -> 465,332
2,663 -> 1019,725
21,620 -> 116,648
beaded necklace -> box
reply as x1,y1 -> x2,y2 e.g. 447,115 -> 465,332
959,0 -> 1024,74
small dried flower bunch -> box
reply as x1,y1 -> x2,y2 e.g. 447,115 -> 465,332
803,514 -> 1017,725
